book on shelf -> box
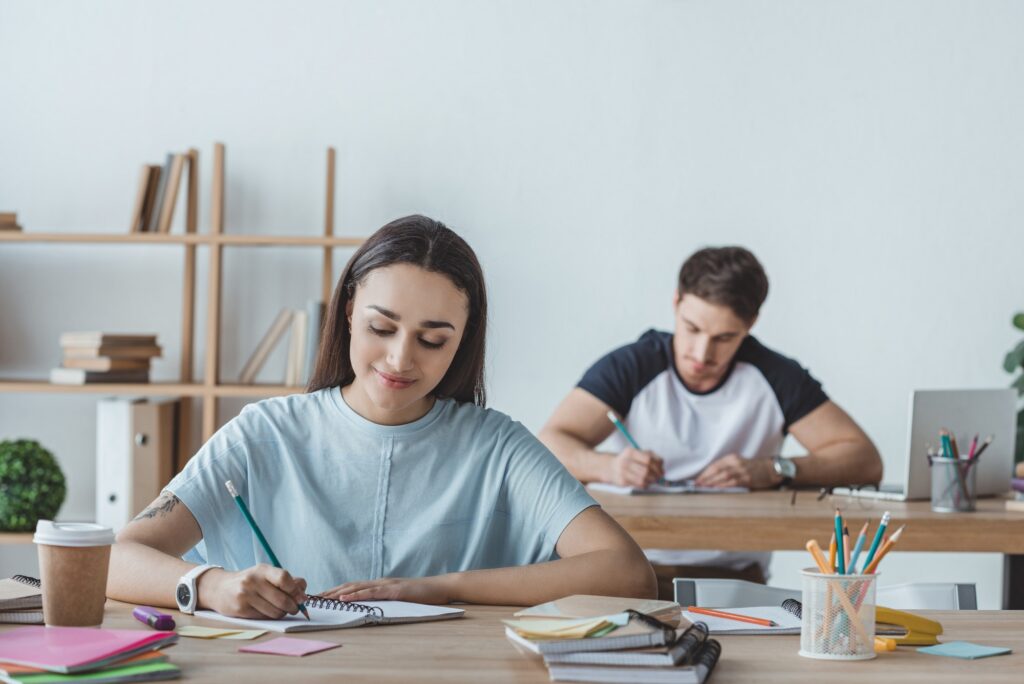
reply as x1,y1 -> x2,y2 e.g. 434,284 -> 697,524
139,165 -> 162,232
62,344 -> 162,360
239,308 -> 294,384
127,166 -> 151,233
0,212 -> 22,231
50,368 -> 150,385
61,357 -> 151,372
285,309 -> 308,386
304,299 -> 326,383
155,153 -> 186,234
59,333 -> 158,348
145,154 -> 174,233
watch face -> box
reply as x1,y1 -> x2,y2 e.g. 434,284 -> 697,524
176,583 -> 191,607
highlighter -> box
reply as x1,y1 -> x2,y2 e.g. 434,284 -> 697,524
132,605 -> 176,631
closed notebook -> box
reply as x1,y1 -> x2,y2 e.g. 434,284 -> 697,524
514,595 -> 682,626
4,661 -> 181,683
506,611 -> 682,656
194,595 -> 464,633
543,622 -> 710,667
0,627 -> 177,674
0,576 -> 42,611
680,606 -> 801,635
546,638 -> 722,684
588,482 -> 748,496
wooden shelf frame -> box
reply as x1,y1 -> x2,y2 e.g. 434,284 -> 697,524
0,143 -> 362,467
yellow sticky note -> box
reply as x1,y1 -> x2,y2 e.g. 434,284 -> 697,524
218,630 -> 268,640
502,616 -> 612,639
178,625 -> 244,639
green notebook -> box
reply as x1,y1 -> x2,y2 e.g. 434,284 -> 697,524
8,662 -> 180,684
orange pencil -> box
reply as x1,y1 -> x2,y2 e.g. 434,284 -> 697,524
864,525 -> 905,574
687,606 -> 777,627
806,539 -> 833,574
842,525 -> 851,572
828,532 -> 837,571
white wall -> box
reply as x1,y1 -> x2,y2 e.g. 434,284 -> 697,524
1,1 -> 1020,606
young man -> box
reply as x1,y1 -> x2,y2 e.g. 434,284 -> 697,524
539,246 -> 882,598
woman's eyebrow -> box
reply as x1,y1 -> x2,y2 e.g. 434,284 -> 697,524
367,305 -> 454,331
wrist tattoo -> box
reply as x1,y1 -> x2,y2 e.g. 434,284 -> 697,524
133,493 -> 181,521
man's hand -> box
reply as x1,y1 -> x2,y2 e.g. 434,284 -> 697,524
320,576 -> 452,605
694,454 -> 782,490
605,447 -> 664,488
198,564 -> 307,619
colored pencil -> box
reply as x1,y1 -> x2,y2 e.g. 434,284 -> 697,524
225,480 -> 309,620
834,509 -> 846,574
687,606 -> 777,627
828,532 -> 837,571
972,435 -> 994,460
606,411 -> 641,450
859,511 -> 890,573
847,520 -> 870,572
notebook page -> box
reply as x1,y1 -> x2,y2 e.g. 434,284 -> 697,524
361,600 -> 464,622
194,605 -> 368,632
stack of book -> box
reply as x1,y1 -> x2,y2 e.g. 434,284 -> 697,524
0,212 -> 21,231
50,333 -> 161,385
505,595 -> 721,684
0,576 -> 42,626
0,625 -> 179,683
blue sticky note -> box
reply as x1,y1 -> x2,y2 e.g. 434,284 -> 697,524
918,641 -> 1012,659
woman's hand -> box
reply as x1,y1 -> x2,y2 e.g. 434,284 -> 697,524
320,575 -> 453,605
198,564 -> 308,618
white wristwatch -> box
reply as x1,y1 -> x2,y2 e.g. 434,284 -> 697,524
175,564 -> 222,614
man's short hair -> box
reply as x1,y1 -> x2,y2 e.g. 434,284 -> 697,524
677,246 -> 769,324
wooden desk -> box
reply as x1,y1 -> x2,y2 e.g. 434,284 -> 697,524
5,602 -> 1020,683
591,490 -> 1024,608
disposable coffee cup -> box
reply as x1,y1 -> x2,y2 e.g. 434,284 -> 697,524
33,521 -> 115,627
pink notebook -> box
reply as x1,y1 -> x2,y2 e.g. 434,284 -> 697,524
0,626 -> 177,673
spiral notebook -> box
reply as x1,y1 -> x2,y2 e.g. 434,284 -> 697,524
194,595 -> 464,633
0,575 -> 43,624
546,638 -> 722,684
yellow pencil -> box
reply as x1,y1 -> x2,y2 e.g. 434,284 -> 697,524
828,532 -> 837,571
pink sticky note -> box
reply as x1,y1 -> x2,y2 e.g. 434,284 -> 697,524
238,637 -> 341,657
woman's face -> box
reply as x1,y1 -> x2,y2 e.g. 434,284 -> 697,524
344,263 -> 469,425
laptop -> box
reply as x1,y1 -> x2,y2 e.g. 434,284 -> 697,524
835,389 -> 1016,501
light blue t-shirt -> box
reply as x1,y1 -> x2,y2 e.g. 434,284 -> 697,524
165,388 -> 596,593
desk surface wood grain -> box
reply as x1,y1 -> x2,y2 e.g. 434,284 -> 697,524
3,602 -> 1020,683
592,489 -> 1024,552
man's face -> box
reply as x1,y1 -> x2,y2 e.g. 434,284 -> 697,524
672,292 -> 753,390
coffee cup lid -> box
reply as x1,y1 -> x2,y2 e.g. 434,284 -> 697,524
33,520 -> 115,547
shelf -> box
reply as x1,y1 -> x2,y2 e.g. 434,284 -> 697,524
0,381 -> 302,398
0,232 -> 365,247
0,532 -> 33,545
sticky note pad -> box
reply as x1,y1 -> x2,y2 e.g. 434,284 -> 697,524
178,625 -> 244,639
239,637 -> 341,657
218,629 -> 268,640
918,641 -> 1012,659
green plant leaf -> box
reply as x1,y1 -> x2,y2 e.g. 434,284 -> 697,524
1005,340 -> 1024,373
1014,313 -> 1024,331
1014,373 -> 1024,397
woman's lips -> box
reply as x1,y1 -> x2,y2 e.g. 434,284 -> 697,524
374,368 -> 416,389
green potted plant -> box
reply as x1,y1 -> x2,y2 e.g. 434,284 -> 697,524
0,439 -> 67,531
1004,312 -> 1024,467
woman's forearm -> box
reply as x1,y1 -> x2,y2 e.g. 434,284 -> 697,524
438,549 -> 656,605
107,541 -> 197,607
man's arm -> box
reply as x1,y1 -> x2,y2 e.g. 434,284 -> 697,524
538,388 -> 663,486
695,400 -> 883,489
785,400 -> 883,487
320,506 -> 658,605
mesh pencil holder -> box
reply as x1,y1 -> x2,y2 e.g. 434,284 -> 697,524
930,458 -> 977,512
799,569 -> 877,661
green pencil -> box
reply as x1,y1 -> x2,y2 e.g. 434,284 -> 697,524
225,480 -> 309,620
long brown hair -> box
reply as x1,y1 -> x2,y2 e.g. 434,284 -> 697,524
307,215 -> 487,406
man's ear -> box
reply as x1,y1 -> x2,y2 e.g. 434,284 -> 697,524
672,290 -> 681,309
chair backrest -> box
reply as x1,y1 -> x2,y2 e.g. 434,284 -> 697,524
674,578 -> 977,610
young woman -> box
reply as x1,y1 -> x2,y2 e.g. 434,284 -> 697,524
108,215 -> 655,618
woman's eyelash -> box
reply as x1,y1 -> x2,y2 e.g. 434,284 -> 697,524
367,325 -> 445,350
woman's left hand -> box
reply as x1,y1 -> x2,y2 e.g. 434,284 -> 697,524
320,576 -> 453,605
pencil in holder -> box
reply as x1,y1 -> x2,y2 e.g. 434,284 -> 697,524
799,569 -> 877,661
929,457 -> 977,512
